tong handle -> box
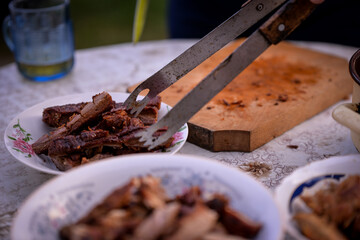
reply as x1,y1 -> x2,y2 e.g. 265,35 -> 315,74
260,0 -> 319,44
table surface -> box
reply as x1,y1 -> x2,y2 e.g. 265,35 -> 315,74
0,39 -> 359,239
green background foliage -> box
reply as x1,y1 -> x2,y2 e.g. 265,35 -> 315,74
0,0 -> 168,65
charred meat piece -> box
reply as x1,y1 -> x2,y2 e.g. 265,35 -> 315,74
32,92 -> 113,154
94,110 -> 132,132
114,95 -> 162,126
220,205 -> 262,238
48,129 -> 110,156
42,102 -> 87,127
207,194 -> 262,238
50,154 -> 83,171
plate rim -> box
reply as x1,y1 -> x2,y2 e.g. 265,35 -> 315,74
4,92 -> 188,175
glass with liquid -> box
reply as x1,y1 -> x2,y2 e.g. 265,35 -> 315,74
2,0 -> 74,81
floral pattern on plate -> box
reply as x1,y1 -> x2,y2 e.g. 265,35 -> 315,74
7,119 -> 34,158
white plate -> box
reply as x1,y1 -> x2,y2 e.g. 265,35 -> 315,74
12,153 -> 283,240
4,92 -> 188,175
274,154 -> 360,239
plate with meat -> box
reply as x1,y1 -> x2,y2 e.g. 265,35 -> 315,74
274,154 -> 360,240
4,92 -> 188,175
11,153 -> 283,240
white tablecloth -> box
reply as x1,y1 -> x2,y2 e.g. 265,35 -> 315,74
0,39 -> 358,239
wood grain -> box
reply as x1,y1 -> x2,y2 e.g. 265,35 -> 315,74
128,40 -> 352,152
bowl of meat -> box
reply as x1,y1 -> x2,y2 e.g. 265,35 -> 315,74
4,92 -> 188,175
11,153 -> 283,240
275,154 -> 360,240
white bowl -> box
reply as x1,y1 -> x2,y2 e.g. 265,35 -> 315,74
4,92 -> 188,175
274,154 -> 360,239
12,154 -> 283,240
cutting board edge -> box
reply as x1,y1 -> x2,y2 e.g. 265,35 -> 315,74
187,122 -> 253,152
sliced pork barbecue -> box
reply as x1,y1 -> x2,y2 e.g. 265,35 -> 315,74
59,176 -> 263,240
31,93 -> 174,171
32,92 -> 113,155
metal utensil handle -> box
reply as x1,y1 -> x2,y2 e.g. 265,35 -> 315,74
125,0 -> 288,116
259,0 -> 319,44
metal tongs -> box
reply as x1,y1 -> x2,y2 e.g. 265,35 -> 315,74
124,0 -> 323,149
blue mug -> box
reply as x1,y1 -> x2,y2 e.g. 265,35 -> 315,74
2,0 -> 75,81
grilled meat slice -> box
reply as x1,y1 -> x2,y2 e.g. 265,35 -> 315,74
47,117 -> 146,157
136,106 -> 158,125
32,92 -> 113,154
114,95 -> 161,125
42,102 -> 87,127
176,186 -> 202,206
50,154 -> 82,171
47,128 -> 174,171
166,203 -> 218,240
133,202 -> 181,240
66,92 -> 113,133
206,194 -> 262,239
43,95 -> 162,128
78,177 -> 143,225
48,130 -> 110,156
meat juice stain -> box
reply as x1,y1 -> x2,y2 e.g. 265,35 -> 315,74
213,56 -> 320,108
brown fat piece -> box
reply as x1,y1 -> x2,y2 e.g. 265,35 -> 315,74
206,194 -> 229,213
81,153 -> 114,165
133,202 -> 181,240
220,205 -> 262,238
139,175 -> 169,209
165,203 -> 218,240
59,224 -> 103,240
176,186 -> 202,206
95,110 -> 131,131
136,106 -> 159,125
50,154 -> 82,171
78,178 -> 142,225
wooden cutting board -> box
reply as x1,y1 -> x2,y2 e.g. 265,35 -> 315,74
128,39 -> 352,152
